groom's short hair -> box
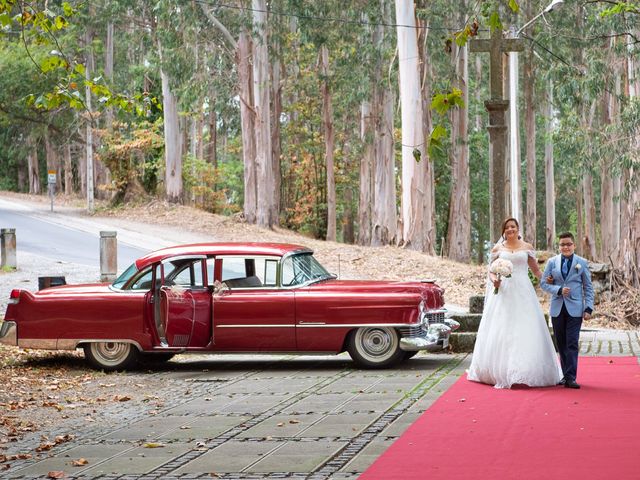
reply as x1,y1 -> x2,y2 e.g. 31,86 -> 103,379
558,232 -> 575,242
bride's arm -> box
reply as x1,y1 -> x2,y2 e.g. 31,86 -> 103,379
526,246 -> 542,280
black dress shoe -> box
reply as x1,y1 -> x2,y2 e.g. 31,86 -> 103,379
564,380 -> 580,389
558,378 -> 566,386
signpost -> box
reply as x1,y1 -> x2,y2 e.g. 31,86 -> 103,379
47,170 -> 56,212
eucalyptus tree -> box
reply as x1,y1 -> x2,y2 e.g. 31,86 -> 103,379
395,0 -> 436,254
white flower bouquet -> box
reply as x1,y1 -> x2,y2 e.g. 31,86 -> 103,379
489,258 -> 513,294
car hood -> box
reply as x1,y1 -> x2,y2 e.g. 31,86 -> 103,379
304,279 -> 445,307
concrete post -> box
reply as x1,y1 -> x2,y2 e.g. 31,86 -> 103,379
100,231 -> 117,282
0,228 -> 17,270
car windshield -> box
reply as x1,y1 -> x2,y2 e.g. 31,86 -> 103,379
112,263 -> 138,289
281,252 -> 332,287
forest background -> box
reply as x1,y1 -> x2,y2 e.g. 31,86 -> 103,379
0,0 -> 638,290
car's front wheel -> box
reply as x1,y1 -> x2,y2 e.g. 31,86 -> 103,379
348,327 -> 404,368
83,342 -> 139,371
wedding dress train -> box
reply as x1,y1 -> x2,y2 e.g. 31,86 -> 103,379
467,250 -> 562,389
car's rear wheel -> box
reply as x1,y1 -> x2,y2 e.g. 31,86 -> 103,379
348,327 -> 403,368
83,342 -> 139,371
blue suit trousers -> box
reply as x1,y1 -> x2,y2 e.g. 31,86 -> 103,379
552,303 -> 582,382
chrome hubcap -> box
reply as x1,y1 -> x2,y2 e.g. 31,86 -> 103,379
359,328 -> 394,358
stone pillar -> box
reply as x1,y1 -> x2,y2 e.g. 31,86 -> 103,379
485,100 -> 509,243
100,231 -> 117,282
1,228 -> 17,270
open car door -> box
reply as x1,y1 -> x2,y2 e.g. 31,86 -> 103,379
153,255 -> 210,348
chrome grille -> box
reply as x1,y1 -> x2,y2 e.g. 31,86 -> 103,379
398,325 -> 428,338
426,311 -> 445,324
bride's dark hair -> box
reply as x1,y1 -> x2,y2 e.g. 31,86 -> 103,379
501,217 -> 522,241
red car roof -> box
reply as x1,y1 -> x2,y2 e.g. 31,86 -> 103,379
135,242 -> 311,269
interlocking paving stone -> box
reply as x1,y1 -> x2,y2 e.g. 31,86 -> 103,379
246,440 -> 349,473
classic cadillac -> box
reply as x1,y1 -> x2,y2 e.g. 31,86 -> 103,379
0,243 -> 458,370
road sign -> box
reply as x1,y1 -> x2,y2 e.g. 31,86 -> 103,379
47,170 -> 57,184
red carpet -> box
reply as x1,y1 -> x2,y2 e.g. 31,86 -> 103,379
361,357 -> 640,480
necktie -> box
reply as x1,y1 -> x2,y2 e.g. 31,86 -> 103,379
562,258 -> 569,278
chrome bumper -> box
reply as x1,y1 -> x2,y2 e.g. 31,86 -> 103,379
399,318 -> 460,352
0,321 -> 17,346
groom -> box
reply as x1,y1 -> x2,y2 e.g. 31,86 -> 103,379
541,232 -> 594,389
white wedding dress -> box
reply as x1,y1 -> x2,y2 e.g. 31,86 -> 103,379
467,250 -> 562,388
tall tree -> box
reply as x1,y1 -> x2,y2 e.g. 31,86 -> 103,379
396,0 -> 435,254
446,8 -> 471,262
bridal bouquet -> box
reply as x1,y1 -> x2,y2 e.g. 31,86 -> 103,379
489,258 -> 513,294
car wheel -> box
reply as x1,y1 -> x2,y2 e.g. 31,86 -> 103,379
348,327 -> 403,368
83,342 -> 139,371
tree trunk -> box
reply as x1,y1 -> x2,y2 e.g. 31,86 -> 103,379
372,0 -> 396,246
523,4 -> 536,247
252,0 -> 276,228
446,18 -> 470,262
358,100 -> 373,246
320,45 -> 336,241
582,174 -> 597,260
271,55 -> 282,216
576,183 -> 583,258
85,29 -> 95,211
544,79 -> 556,251
397,0 -> 435,253
159,66 -> 183,203
238,30 -> 257,223
104,22 -> 114,129
27,135 -> 40,194
64,143 -> 73,195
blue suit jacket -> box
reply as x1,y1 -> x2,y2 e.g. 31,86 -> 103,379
540,254 -> 595,318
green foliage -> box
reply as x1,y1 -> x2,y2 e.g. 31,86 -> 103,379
599,1 -> 639,17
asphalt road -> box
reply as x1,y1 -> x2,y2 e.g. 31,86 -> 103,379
0,198 -> 148,270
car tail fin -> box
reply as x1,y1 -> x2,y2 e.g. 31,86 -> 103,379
9,289 -> 20,304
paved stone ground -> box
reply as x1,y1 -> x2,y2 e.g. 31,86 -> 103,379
1,352 -> 469,479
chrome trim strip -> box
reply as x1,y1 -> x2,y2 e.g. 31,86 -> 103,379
18,338 -> 143,351
297,323 -> 412,328
217,324 -> 296,328
216,323 -> 416,329
0,321 -> 17,346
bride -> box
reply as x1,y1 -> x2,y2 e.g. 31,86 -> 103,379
467,218 -> 562,389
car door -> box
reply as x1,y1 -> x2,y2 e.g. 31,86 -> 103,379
212,255 -> 296,351
153,256 -> 211,348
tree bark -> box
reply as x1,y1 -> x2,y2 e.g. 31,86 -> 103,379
104,22 -> 114,129
238,30 -> 257,223
544,79 -> 556,251
320,45 -> 336,241
523,2 -> 536,247
397,0 -> 435,253
27,135 -> 40,195
252,0 -> 276,228
372,0 -> 396,246
446,16 -> 470,262
85,28 -> 95,211
358,100 -> 373,246
64,143 -> 73,195
271,54 -> 282,216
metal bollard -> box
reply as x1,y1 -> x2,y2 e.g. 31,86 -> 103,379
100,231 -> 117,282
0,228 -> 17,270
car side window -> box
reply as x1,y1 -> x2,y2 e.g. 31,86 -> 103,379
219,256 -> 279,288
129,268 -> 153,290
171,260 -> 204,288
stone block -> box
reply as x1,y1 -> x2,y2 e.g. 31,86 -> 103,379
469,295 -> 485,314
449,332 -> 476,352
448,313 -> 482,332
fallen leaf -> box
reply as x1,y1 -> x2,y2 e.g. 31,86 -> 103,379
71,458 -> 88,466
289,419 -> 300,424
143,442 -> 164,448
114,395 -> 131,402
276,422 -> 284,427
47,471 -> 65,479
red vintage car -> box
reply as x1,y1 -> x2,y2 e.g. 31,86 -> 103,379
0,243 -> 457,370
